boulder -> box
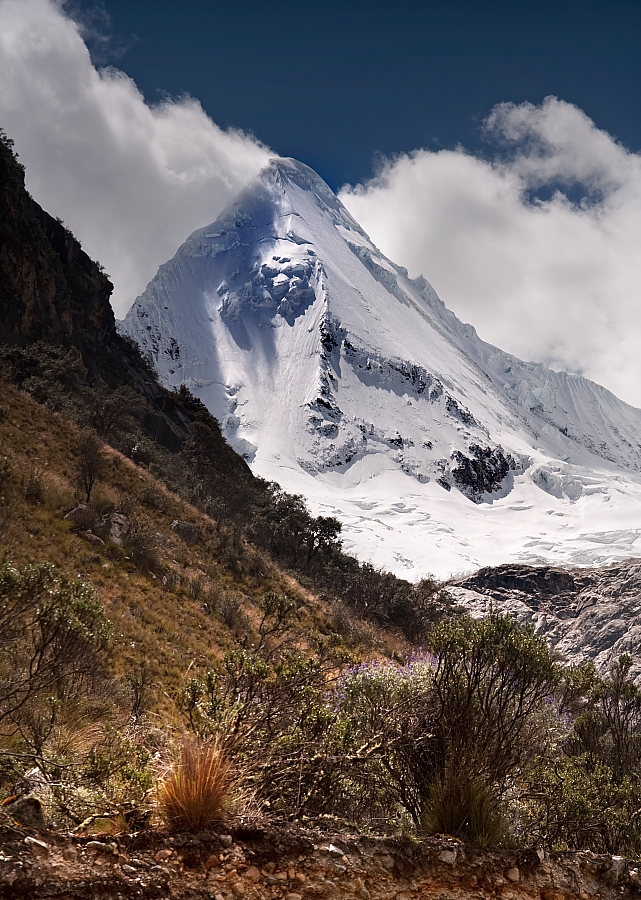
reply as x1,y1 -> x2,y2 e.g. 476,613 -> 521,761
64,504 -> 94,530
4,794 -> 46,829
171,519 -> 200,546
98,512 -> 130,544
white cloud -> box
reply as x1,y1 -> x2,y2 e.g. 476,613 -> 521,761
340,97 -> 641,407
1,5 -> 639,408
0,0 -> 270,315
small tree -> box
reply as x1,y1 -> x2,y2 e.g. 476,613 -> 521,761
75,430 -> 105,503
415,614 -> 559,839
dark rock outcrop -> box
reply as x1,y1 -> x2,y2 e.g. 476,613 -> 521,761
0,132 -> 250,482
451,444 -> 517,500
0,135 -> 115,368
456,563 -> 583,603
451,559 -> 641,679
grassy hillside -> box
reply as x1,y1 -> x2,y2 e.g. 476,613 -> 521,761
0,379 -> 398,714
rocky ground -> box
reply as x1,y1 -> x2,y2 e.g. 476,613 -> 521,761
1,823 -> 640,900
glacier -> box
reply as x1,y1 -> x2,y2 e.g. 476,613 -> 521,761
120,157 -> 641,580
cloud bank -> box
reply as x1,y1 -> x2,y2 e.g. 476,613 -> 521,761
1,3 -> 639,407
340,98 -> 641,406
0,0 -> 270,315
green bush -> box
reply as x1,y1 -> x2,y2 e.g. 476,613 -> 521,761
318,613 -> 560,840
0,561 -> 111,738
525,655 -> 641,854
527,755 -> 641,854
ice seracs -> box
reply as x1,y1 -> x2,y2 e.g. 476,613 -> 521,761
120,157 -> 641,579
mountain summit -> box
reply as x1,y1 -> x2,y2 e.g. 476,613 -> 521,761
120,157 -> 641,578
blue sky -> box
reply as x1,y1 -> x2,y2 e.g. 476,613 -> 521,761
1,0 -> 640,403
78,0 -> 641,189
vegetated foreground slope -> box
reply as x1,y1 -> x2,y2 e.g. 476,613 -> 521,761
0,378 -> 366,706
122,157 -> 641,579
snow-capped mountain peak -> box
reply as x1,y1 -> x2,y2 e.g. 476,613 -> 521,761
120,157 -> 641,579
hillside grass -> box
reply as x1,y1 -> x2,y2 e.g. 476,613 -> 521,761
0,379 -> 400,719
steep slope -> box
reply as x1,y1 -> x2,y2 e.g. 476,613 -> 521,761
0,132 -> 253,471
121,158 -> 641,579
0,135 -> 114,366
1,132 -> 448,643
0,376 -> 402,707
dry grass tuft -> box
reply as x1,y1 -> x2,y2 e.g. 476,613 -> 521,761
157,738 -> 236,832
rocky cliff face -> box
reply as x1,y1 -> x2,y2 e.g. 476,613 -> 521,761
0,133 -> 251,476
451,559 -> 641,679
0,135 -> 115,369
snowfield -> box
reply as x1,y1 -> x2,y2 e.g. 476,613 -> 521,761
120,158 -> 641,580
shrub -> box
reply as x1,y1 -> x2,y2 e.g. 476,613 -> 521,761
34,718 -> 155,830
329,600 -> 379,648
426,611 -> 560,773
337,563 -> 455,641
124,518 -> 160,573
525,656 -> 641,854
527,754 -> 641,854
157,738 -> 236,832
215,593 -> 251,634
325,655 -> 434,826
0,561 -> 111,736
75,430 -> 106,503
326,613 -> 561,839
0,562 -> 153,830
178,590 -> 341,820
412,612 -> 559,837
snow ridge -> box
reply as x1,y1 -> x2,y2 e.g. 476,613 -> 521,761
120,157 -> 641,579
